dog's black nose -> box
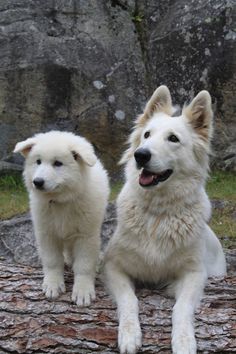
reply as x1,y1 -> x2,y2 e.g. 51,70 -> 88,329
134,148 -> 151,167
33,178 -> 45,189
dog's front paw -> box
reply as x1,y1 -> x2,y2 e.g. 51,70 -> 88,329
118,319 -> 142,354
172,331 -> 196,354
43,274 -> 65,299
72,276 -> 95,306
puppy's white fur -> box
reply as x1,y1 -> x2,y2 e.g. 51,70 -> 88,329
104,86 -> 226,353
14,131 -> 109,306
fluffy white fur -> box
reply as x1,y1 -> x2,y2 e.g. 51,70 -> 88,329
104,86 -> 226,353
14,131 -> 109,306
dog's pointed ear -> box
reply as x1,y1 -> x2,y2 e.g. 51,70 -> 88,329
14,138 -> 36,157
138,85 -> 173,126
71,138 -> 97,167
183,90 -> 213,141
120,86 -> 174,165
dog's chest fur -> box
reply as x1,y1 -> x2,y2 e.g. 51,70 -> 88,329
31,196 -> 95,240
109,190 -> 204,283
47,202 -> 82,239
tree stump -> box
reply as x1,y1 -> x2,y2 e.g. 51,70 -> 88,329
0,250 -> 235,354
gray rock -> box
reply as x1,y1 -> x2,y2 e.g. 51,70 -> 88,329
0,213 -> 40,266
0,0 -> 235,175
211,199 -> 229,210
0,0 -> 146,178
0,161 -> 23,175
134,0 -> 236,169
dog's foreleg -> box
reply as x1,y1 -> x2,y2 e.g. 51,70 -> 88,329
36,233 -> 65,298
105,261 -> 142,354
171,271 -> 207,354
72,235 -> 100,306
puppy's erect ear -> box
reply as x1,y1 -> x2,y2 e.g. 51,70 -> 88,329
14,138 -> 36,158
71,138 -> 97,167
183,90 -> 213,141
138,85 -> 173,126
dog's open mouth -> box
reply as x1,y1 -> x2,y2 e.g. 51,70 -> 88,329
139,169 -> 173,187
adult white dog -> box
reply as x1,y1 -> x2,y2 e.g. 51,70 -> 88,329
104,86 -> 226,353
14,131 -> 109,306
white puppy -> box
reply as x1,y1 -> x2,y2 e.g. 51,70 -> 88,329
14,131 -> 109,306
104,86 -> 226,353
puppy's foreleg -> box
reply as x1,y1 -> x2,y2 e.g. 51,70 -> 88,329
72,235 -> 100,306
171,271 -> 207,354
36,233 -> 65,298
105,261 -> 142,354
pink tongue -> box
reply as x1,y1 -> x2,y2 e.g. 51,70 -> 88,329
139,173 -> 154,185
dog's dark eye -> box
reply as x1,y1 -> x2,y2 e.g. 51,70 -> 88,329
144,131 -> 150,139
168,134 -> 179,143
36,159 -> 41,165
54,160 -> 63,167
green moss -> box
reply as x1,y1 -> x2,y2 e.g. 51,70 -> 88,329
132,14 -> 144,23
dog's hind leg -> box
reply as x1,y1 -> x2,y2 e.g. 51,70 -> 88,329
104,261 -> 142,354
204,225 -> 227,277
171,270 -> 207,354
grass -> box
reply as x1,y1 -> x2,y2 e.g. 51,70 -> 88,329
0,170 -> 235,248
206,170 -> 236,248
0,174 -> 28,219
209,204 -> 235,248
206,170 -> 236,201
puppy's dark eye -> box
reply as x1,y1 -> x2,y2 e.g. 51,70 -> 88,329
36,159 -> 41,165
168,134 -> 179,143
144,131 -> 150,139
54,160 -> 63,167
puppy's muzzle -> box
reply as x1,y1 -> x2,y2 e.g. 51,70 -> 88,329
33,178 -> 45,190
134,148 -> 151,167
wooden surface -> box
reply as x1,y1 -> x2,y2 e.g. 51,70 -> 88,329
0,251 -> 235,354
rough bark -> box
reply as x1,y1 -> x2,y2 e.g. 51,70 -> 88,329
0,251 -> 235,354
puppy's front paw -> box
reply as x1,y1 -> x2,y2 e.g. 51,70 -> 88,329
72,276 -> 95,306
172,331 -> 196,354
118,319 -> 142,354
43,274 -> 65,299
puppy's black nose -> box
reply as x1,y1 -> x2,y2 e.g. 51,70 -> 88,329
134,148 -> 151,167
33,178 -> 45,189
